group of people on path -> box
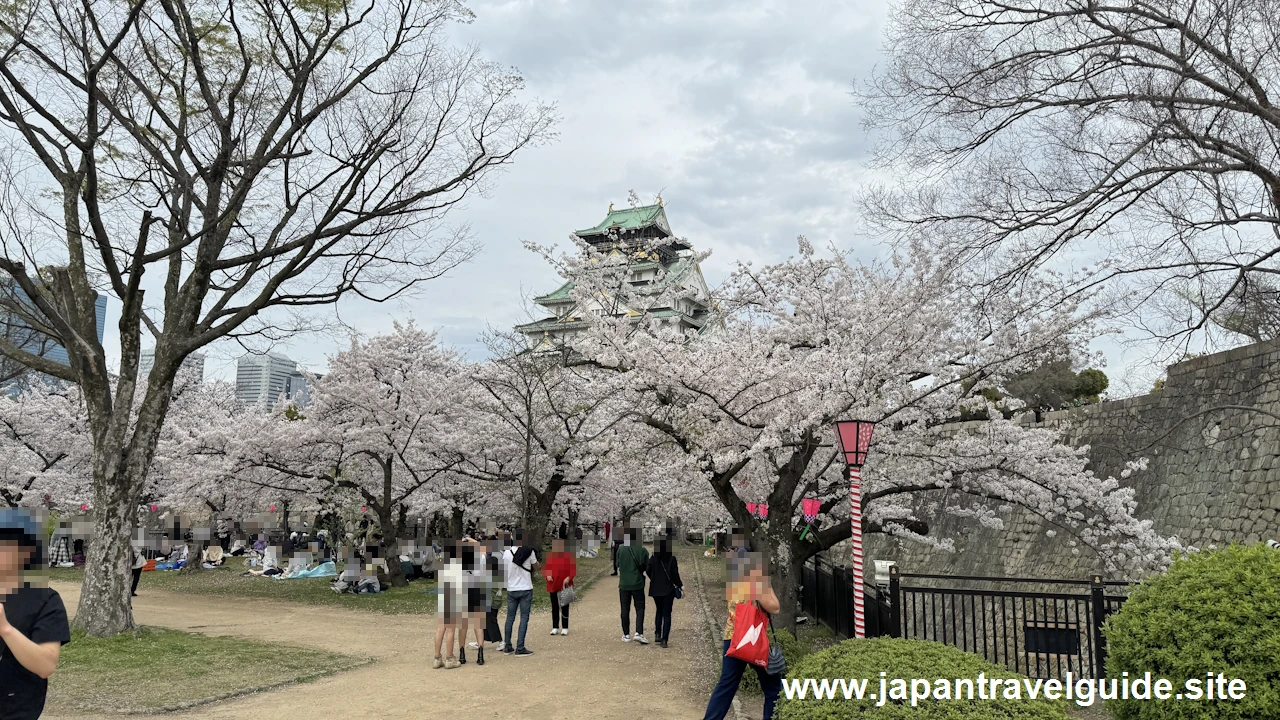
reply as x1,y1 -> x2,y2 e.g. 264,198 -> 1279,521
611,526 -> 683,648
431,530 -> 579,669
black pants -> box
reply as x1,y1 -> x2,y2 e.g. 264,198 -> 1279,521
131,567 -> 142,596
620,587 -> 645,635
653,594 -> 674,642
550,591 -> 570,629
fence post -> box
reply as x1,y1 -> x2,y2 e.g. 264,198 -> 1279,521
890,563 -> 901,635
1090,575 -> 1107,678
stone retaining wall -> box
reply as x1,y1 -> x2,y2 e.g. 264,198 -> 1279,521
863,339 -> 1280,581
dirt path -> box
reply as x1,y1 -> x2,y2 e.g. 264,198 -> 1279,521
47,558 -> 717,720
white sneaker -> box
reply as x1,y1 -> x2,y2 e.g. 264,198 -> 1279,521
550,628 -> 559,635
496,642 -> 507,652
634,633 -> 649,645
467,642 -> 479,649
622,634 -> 631,642
559,629 -> 568,637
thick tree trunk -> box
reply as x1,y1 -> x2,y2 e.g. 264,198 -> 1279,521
75,372 -> 176,637
75,487 -> 137,636
376,506 -> 407,588
450,506 -> 464,539
568,508 -> 579,541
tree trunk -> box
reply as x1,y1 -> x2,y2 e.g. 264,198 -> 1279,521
376,505 -> 407,588
450,506 -> 464,539
74,488 -> 137,636
568,508 -> 579,541
75,373 -> 176,637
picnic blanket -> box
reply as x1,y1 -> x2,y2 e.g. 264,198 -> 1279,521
277,561 -> 337,579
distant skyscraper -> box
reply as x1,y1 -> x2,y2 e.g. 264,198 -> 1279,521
0,280 -> 107,386
236,353 -> 315,408
139,349 -> 205,382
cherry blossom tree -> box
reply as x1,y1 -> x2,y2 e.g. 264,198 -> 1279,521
550,237 -> 1181,629
0,380 -> 92,508
452,331 -> 635,549
216,323 -> 467,586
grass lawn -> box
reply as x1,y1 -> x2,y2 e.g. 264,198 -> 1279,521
47,552 -> 614,615
46,627 -> 367,715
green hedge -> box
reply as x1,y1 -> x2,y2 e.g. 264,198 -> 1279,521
1104,544 -> 1280,720
775,637 -> 1068,720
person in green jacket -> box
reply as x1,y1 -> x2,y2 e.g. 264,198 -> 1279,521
617,526 -> 650,644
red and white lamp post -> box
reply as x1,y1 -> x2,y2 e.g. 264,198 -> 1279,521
834,419 -> 875,638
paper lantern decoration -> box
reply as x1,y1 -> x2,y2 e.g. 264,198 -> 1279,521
802,498 -> 821,523
150,504 -> 158,512
270,505 -> 277,512
746,502 -> 758,516
80,503 -> 89,511
361,506 -> 368,512
758,503 -> 768,519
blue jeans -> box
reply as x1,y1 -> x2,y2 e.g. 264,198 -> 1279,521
703,640 -> 781,720
504,590 -> 533,650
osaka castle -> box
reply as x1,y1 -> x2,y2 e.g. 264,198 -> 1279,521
516,199 -> 714,350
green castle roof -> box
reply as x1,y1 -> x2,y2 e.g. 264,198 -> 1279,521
575,203 -> 671,238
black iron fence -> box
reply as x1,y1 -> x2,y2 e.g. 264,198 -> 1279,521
800,555 -> 893,639
800,559 -> 1129,679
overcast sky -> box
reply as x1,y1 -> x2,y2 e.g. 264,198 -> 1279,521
106,0 -> 1165,391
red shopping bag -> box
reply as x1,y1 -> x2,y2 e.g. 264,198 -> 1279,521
726,601 -> 771,667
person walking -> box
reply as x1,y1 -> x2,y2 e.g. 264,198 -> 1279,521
0,509 -> 72,720
545,538 -> 576,636
647,537 -> 682,648
608,522 -> 619,576
501,529 -> 538,657
130,542 -> 146,599
616,527 -> 650,644
702,553 -> 782,720
458,538 -> 487,666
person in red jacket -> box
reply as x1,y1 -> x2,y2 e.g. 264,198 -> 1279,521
545,538 -> 577,636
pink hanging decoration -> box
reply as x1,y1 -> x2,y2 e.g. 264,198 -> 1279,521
80,504 -> 89,511
361,506 -> 368,512
758,503 -> 769,519
745,502 -> 758,516
270,505 -> 277,512
802,498 -> 821,523
150,504 -> 158,512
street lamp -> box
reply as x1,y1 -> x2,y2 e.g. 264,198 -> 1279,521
834,419 -> 875,638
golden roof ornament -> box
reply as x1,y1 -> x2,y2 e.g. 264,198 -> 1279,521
608,202 -> 614,213
656,193 -> 664,207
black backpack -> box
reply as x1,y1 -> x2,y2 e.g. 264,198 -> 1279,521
512,546 -> 535,573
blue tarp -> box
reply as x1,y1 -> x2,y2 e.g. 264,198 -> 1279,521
277,561 -> 337,579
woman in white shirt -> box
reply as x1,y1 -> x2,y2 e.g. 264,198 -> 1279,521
432,541 -> 465,670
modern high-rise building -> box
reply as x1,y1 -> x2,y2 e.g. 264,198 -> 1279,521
139,349 -> 206,382
235,353 -> 316,408
0,279 -> 107,386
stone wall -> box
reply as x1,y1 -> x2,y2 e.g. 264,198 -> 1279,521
863,338 -> 1280,581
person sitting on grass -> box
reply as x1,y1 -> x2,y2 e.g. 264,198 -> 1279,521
0,508 -> 71,720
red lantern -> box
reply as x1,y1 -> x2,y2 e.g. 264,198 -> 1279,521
745,502 -> 758,516
150,504 -> 158,512
801,498 -> 820,523
270,505 -> 277,512
361,506 -> 368,512
834,419 -> 876,468
80,503 -> 89,512
758,503 -> 769,519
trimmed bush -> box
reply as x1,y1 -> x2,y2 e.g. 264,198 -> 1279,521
775,637 -> 1069,719
1104,543 -> 1280,720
